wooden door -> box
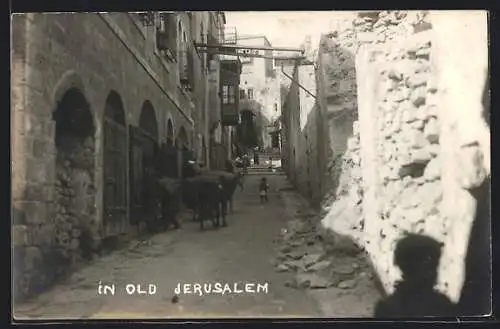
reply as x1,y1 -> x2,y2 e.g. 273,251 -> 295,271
103,117 -> 128,237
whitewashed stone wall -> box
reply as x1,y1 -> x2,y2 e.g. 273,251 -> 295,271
320,10 -> 489,303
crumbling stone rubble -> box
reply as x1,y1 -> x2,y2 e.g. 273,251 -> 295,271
277,190 -> 377,295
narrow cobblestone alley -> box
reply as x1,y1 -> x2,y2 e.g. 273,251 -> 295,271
15,174 -> 330,320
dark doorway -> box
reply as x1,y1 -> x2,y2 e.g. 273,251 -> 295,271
238,109 -> 259,149
129,101 -> 159,225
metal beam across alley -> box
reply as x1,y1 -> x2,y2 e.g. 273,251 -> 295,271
195,42 -> 305,53
197,49 -> 304,61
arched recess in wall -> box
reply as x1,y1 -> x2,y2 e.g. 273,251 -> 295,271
238,109 -> 259,149
129,100 -> 159,225
139,100 -> 159,141
166,118 -> 175,146
102,90 -> 128,237
201,136 -> 207,164
52,86 -> 98,257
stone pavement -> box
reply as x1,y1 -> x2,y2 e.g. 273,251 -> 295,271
13,174 -> 380,320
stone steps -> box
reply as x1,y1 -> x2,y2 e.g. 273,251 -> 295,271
246,167 -> 285,176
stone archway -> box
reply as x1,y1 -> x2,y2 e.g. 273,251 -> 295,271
139,101 -> 158,141
52,87 -> 97,264
103,91 -> 127,237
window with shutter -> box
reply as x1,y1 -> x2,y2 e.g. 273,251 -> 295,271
156,13 -> 176,61
222,85 -> 229,104
229,86 -> 235,104
138,12 -> 155,26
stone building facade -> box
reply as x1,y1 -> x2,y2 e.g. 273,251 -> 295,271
11,11 -> 227,301
238,36 -> 281,150
281,10 -> 490,309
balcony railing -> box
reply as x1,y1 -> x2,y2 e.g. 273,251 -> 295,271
177,85 -> 193,118
223,26 -> 238,45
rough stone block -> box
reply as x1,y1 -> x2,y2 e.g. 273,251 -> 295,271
419,181 -> 443,206
26,157 -> 51,183
337,279 -> 357,289
415,47 -> 431,60
428,144 -> 440,158
13,201 -> 47,225
32,139 -> 52,159
31,223 -> 55,246
424,118 -> 440,144
427,79 -> 438,94
401,108 -> 417,123
406,72 -> 428,88
24,246 -> 43,271
347,137 -> 359,151
416,107 -> 430,122
402,127 -> 427,149
412,148 -> 432,163
357,32 -> 377,44
24,183 -> 52,202
424,157 -> 441,181
455,144 -> 489,190
389,88 -> 410,102
410,86 -> 427,107
352,121 -> 360,136
410,119 -> 425,130
13,225 -> 29,246
388,68 -> 403,81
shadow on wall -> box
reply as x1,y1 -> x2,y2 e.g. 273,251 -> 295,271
373,74 -> 492,319
374,234 -> 456,318
457,75 -> 491,316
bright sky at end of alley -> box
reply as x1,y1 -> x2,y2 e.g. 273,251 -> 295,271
224,11 -> 357,49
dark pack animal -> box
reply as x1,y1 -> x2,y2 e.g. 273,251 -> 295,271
181,166 -> 241,230
181,175 -> 226,230
142,170 -> 182,233
157,177 -> 182,230
196,176 -> 226,230
203,170 -> 242,214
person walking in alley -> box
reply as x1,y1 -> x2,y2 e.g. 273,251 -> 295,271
259,177 -> 269,204
373,234 -> 456,318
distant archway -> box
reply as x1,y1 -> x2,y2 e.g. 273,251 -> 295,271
139,100 -> 158,141
166,119 -> 174,146
201,136 -> 207,164
176,126 -> 189,151
238,109 -> 259,149
104,91 -> 126,124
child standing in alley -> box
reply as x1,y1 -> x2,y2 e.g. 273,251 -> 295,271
259,177 -> 269,204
